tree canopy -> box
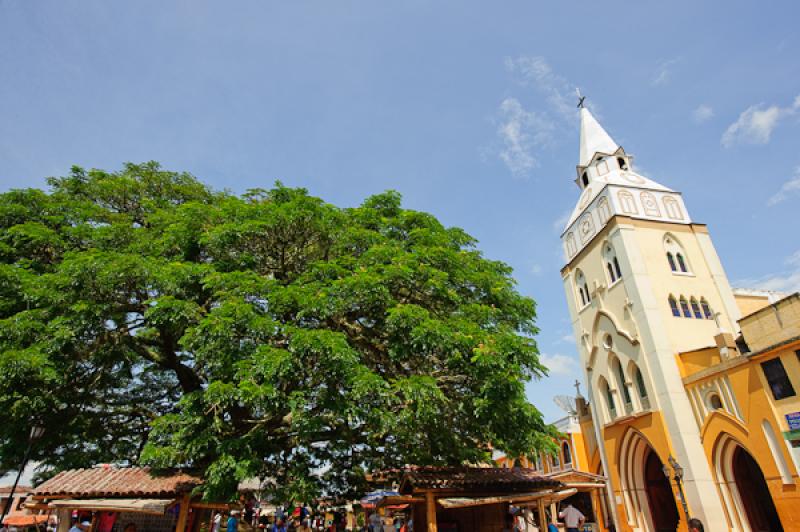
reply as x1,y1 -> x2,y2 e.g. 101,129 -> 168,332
0,162 -> 556,501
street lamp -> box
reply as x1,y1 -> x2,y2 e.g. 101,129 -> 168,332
0,424 -> 45,527
663,455 -> 691,524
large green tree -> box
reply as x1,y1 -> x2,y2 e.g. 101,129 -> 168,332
0,162 -> 556,500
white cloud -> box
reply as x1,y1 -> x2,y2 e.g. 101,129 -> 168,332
540,352 -> 578,376
504,56 -> 575,121
767,166 -> 800,206
495,97 -> 554,178
693,104 -> 714,124
735,251 -> 800,294
559,334 -> 576,345
721,95 -> 800,148
530,263 -> 543,276
652,58 -> 680,86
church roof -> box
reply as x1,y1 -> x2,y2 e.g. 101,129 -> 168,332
579,107 -> 618,168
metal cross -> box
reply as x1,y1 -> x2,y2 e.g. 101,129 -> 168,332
576,88 -> 586,109
574,379 -> 582,397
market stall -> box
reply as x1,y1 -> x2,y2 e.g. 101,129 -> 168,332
379,467 -> 564,532
25,466 -> 234,532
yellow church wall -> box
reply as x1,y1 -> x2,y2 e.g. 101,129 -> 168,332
688,353 -> 800,530
596,410 -> 683,532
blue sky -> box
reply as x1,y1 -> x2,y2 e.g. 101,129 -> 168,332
1,0 -> 799,421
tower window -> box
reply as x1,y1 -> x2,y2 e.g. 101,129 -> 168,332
676,253 -> 688,273
664,235 -> 691,274
701,299 -> 713,320
669,296 -> 680,317
582,172 -> 589,187
761,358 -> 796,400
613,256 -> 622,279
680,297 -> 692,318
607,262 -> 616,283
576,271 -> 590,307
615,359 -> 631,406
617,156 -> 628,171
635,367 -> 648,399
667,252 -> 677,272
690,298 -> 702,319
604,244 -> 622,285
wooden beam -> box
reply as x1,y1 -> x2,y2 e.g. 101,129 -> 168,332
438,490 -> 554,509
537,498 -> 547,532
425,491 -> 437,532
189,502 -> 234,510
175,494 -> 192,532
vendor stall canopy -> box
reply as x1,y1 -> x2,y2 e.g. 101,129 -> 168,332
399,467 -> 562,493
31,466 -> 201,498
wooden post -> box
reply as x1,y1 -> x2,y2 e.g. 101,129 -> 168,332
175,494 -> 192,532
425,491 -> 437,532
537,498 -> 546,532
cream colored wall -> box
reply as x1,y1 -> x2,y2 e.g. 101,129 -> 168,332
740,294 -> 800,354
734,293 -> 772,318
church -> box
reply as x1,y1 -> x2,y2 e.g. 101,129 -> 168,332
561,103 -> 800,531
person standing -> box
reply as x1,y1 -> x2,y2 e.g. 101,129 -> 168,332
688,518 -> 704,532
227,511 -> 240,532
558,503 -> 585,532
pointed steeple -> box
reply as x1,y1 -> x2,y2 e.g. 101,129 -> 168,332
579,107 -> 618,167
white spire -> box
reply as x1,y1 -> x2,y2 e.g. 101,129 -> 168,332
579,107 -> 618,167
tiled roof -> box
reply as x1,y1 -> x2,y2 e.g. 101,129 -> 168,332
399,467 -> 563,494
0,485 -> 32,494
31,467 -> 201,498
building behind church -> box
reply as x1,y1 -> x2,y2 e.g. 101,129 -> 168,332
559,104 -> 800,531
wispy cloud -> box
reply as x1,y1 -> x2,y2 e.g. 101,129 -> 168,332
504,56 -> 575,121
735,251 -> 800,293
495,97 -> 554,178
721,95 -> 800,147
652,58 -> 681,86
693,104 -> 714,124
552,208 -> 571,232
540,352 -> 578,376
768,166 -> 800,206
530,263 -> 543,276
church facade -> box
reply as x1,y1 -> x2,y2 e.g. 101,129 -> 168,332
562,105 -> 800,531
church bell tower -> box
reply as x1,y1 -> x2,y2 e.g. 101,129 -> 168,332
561,103 -> 739,530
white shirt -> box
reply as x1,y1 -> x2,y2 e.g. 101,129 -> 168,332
559,506 -> 585,528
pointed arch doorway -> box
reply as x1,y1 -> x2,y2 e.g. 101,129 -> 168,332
733,447 -> 782,531
619,429 -> 680,531
715,434 -> 783,531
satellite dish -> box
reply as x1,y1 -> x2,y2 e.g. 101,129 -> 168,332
553,395 -> 577,415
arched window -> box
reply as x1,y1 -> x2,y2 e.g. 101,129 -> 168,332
576,270 -> 590,307
664,234 -> 691,274
603,244 -> 622,285
562,441 -> 572,466
707,393 -> 723,410
690,297 -> 702,319
551,450 -> 561,471
680,296 -> 691,318
701,298 -> 713,320
635,366 -> 648,405
669,295 -> 680,317
667,252 -> 677,272
676,253 -> 688,273
617,156 -> 628,171
613,359 -> 631,408
599,377 -> 616,420
582,172 -> 589,187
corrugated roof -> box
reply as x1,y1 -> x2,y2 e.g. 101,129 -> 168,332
399,467 -> 562,494
31,467 -> 200,498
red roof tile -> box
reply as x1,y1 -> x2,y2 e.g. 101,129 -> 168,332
31,467 -> 201,498
399,467 -> 563,494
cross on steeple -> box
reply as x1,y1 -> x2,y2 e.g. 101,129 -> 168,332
574,379 -> 583,397
576,88 -> 586,109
